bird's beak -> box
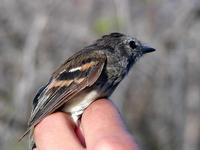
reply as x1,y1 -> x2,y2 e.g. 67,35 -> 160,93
142,45 -> 156,54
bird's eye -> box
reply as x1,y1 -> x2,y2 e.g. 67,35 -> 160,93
129,41 -> 137,49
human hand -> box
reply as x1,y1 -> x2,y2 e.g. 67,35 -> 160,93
33,99 -> 139,150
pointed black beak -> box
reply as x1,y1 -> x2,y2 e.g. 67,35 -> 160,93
142,46 -> 156,54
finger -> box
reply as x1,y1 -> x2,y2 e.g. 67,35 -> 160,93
81,99 -> 139,150
34,112 -> 84,150
75,119 -> 86,146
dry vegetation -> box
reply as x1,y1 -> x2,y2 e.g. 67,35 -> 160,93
0,0 -> 200,150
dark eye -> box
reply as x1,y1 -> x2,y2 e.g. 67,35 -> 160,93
129,41 -> 137,49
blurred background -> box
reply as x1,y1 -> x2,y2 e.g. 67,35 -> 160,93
0,0 -> 200,149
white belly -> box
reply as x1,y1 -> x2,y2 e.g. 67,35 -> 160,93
63,89 -> 100,116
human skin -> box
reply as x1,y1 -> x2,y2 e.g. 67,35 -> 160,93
33,99 -> 139,150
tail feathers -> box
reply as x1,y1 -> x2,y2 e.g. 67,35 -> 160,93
18,128 -> 31,142
29,129 -> 36,150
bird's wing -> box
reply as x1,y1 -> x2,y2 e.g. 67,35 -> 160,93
26,50 -> 106,133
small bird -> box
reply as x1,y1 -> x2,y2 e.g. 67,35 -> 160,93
21,32 -> 155,149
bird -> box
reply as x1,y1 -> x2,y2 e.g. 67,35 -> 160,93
20,32 -> 155,149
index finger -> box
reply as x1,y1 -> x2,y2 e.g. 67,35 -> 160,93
81,99 -> 139,150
